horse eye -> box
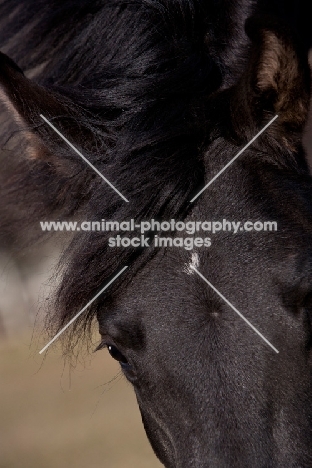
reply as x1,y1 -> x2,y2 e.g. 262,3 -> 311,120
107,344 -> 128,365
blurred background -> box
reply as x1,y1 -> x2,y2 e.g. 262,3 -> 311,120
0,225 -> 163,468
0,242 -> 161,467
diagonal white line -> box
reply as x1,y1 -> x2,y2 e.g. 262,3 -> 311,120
40,114 -> 129,203
190,115 -> 278,203
39,265 -> 128,354
191,266 -> 279,354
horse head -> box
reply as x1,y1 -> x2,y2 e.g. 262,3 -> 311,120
1,2 -> 312,466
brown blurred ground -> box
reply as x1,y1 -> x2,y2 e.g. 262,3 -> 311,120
0,332 -> 161,468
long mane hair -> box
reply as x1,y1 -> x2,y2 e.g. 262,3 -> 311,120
1,0 -> 305,346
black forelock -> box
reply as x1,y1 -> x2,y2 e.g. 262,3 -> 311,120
0,0 -> 253,344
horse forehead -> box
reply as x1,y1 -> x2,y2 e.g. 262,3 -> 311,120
112,250 -> 203,316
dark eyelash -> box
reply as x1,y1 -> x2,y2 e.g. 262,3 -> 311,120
93,340 -> 107,352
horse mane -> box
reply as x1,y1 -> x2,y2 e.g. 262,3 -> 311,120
0,1 -> 253,345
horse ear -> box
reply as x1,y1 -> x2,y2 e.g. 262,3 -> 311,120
0,52 -> 81,166
232,16 -> 310,143
0,52 -> 100,230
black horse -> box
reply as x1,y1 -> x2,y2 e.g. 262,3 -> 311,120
1,1 -> 312,466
